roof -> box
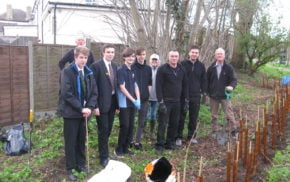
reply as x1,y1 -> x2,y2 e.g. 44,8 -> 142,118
0,9 -> 28,22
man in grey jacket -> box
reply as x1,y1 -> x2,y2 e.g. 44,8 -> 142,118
148,54 -> 160,139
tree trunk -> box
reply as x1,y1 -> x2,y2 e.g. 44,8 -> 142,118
175,0 -> 190,57
129,0 -> 147,48
188,0 -> 203,46
232,0 -> 258,69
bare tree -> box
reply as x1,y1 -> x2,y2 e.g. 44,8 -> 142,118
102,0 -> 177,63
101,0 -> 237,65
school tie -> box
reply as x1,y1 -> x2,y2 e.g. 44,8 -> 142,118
79,70 -> 87,99
108,63 -> 115,92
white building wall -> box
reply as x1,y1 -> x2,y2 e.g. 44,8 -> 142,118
54,8 -> 123,45
4,26 -> 37,37
34,0 -> 124,45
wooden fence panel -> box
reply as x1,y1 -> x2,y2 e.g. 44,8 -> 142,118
0,46 -> 29,126
90,42 -> 125,65
33,44 -> 73,112
0,43 -> 124,125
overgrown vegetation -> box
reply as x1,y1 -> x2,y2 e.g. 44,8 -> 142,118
0,69 -> 289,181
258,64 -> 290,78
266,146 -> 290,182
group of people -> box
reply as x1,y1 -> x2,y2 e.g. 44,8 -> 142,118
58,38 -> 238,181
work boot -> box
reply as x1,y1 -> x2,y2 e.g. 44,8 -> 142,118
67,170 -> 77,181
190,138 -> 198,144
176,138 -> 182,146
231,129 -> 239,139
211,131 -> 218,138
134,143 -> 143,151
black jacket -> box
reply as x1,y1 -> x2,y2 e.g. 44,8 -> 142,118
132,61 -> 152,101
90,59 -> 118,113
59,64 -> 98,118
181,59 -> 207,99
59,49 -> 95,70
156,63 -> 188,102
206,61 -> 237,99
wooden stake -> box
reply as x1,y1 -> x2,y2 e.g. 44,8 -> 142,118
263,124 -> 267,162
232,141 -> 239,182
257,106 -> 260,122
253,129 -> 259,174
272,109 -> 276,149
243,127 -> 248,167
245,141 -> 253,182
198,157 -> 203,182
257,121 -> 261,155
226,143 -> 232,182
197,176 -> 203,182
239,118 -> 243,160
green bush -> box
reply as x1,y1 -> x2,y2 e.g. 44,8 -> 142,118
266,146 -> 290,182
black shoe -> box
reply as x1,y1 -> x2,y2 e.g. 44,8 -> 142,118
100,158 -> 109,168
231,129 -> 239,138
114,150 -> 125,158
165,144 -> 180,150
155,147 -> 163,155
129,142 -> 134,148
76,166 -> 90,173
134,143 -> 143,151
67,170 -> 77,181
124,149 -> 135,155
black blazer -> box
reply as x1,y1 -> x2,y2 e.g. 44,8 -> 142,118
90,59 -> 118,113
59,64 -> 98,118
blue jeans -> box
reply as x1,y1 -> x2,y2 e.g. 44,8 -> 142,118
147,101 -> 159,121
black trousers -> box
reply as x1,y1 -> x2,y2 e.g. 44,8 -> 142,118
156,102 -> 180,149
177,96 -> 201,140
63,118 -> 86,170
96,95 -> 117,161
116,107 -> 135,153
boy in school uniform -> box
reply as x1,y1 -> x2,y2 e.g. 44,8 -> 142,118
115,48 -> 141,157
59,46 -> 98,181
90,44 -> 119,167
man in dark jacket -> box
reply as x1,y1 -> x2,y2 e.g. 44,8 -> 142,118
176,45 -> 206,146
206,48 -> 238,138
155,50 -> 188,154
59,46 -> 98,181
131,48 -> 152,150
90,44 -> 118,167
59,38 -> 95,70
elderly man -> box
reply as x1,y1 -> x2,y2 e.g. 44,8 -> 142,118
206,48 -> 238,138
59,37 -> 95,70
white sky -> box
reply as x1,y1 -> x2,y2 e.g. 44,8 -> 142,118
270,0 -> 290,30
0,0 -> 289,29
0,0 -> 35,13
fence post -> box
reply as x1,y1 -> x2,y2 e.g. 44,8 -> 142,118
28,41 -> 34,113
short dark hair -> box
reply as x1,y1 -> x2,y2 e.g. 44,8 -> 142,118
136,47 -> 146,55
74,46 -> 89,57
102,44 -> 115,53
122,48 -> 135,58
189,45 -> 200,51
